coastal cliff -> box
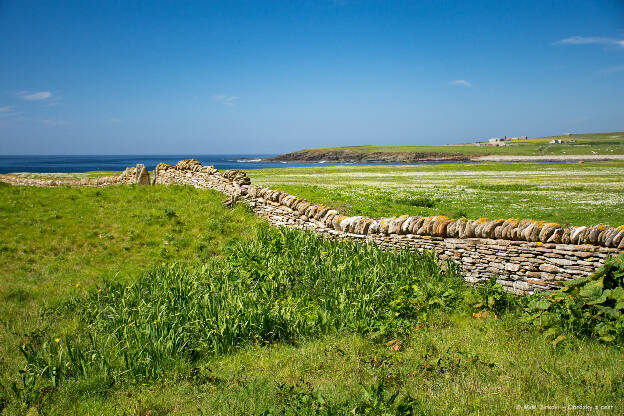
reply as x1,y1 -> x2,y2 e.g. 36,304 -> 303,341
268,149 -> 470,163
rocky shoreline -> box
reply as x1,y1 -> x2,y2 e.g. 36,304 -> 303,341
267,149 -> 470,163
266,150 -> 624,164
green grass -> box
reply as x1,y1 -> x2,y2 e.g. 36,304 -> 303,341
0,183 -> 263,407
247,161 -> 624,226
1,184 -> 623,415
9,171 -> 123,179
300,131 -> 624,156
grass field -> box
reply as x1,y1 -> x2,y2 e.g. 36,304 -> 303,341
299,131 -> 624,156
8,171 -> 122,179
1,183 -> 623,415
247,161 -> 624,227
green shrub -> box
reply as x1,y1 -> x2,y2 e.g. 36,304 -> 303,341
464,276 -> 518,316
524,253 -> 624,344
392,196 -> 437,208
352,378 -> 424,415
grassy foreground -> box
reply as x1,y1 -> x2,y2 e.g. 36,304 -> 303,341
1,183 -> 623,414
248,161 -> 624,227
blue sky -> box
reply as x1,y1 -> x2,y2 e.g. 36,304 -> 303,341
1,0 -> 623,155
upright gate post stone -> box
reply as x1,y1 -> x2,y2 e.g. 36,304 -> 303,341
135,164 -> 151,185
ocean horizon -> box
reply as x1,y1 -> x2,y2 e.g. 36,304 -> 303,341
0,154 -> 462,174
0,154 -> 294,174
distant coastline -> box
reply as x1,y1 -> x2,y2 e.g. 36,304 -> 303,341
264,151 -> 624,164
3,131 -> 623,174
266,150 -> 469,163
265,131 -> 624,164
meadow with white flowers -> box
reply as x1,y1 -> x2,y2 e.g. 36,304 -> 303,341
248,161 -> 624,227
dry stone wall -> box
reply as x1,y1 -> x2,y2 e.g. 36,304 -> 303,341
0,165 -> 147,187
2,158 -> 622,294
148,160 -> 623,294
248,195 -> 621,294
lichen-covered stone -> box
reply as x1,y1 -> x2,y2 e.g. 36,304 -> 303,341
521,222 -> 534,241
570,227 -> 585,244
494,225 -> 504,239
355,218 -> 372,235
418,216 -> 432,235
597,229 -> 608,246
588,227 -> 601,245
548,228 -> 564,244
297,202 -> 310,215
428,216 -> 444,235
401,217 -> 415,234
332,215 -> 343,230
388,216 -> 408,234
435,219 -> 452,237
324,213 -> 336,227
483,220 -> 503,238
529,223 -> 542,242
447,220 -> 458,237
410,217 -> 424,234
305,205 -> 316,218
561,228 -> 571,244
539,225 -> 557,242
368,220 -> 380,234
379,219 -> 390,235
612,228 -> 624,248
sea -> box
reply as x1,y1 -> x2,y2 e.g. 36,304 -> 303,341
0,155 -> 458,174
0,154 -> 320,174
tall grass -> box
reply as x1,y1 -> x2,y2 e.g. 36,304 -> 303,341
6,225 -> 624,414
15,226 -> 465,390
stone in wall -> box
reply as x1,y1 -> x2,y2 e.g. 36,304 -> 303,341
135,164 -> 150,185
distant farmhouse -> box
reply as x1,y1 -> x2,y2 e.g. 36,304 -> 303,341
474,135 -> 527,147
548,133 -> 575,144
472,135 -> 543,146
472,133 -> 577,147
474,137 -> 505,147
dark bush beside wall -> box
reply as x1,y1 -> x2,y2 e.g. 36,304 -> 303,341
525,253 -> 624,344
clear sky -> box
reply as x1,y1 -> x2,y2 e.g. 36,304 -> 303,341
1,0 -> 623,155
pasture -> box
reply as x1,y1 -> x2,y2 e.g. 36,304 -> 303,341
248,161 -> 624,227
0,182 -> 623,414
